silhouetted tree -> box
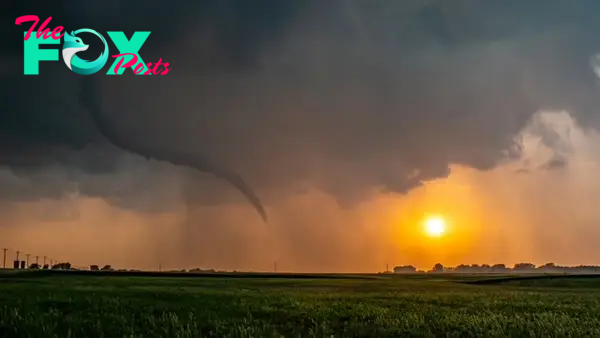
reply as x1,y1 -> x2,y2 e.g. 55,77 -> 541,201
51,262 -> 71,270
433,263 -> 444,273
514,263 -> 536,271
470,264 -> 481,272
393,265 -> 416,273
538,262 -> 556,270
455,264 -> 469,272
491,264 -> 507,272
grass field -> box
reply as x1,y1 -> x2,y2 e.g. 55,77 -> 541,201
2,271 -> 600,337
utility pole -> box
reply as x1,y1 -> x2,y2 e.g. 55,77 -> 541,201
26,254 -> 30,268
35,256 -> 39,265
43,256 -> 46,266
2,248 -> 6,269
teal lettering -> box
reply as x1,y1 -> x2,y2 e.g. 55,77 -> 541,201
24,31 -> 59,75
106,31 -> 151,75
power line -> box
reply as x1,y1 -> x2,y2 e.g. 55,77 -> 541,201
0,247 -> 93,271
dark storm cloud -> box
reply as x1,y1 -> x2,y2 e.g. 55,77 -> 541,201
2,0 -> 600,213
79,76 -> 267,221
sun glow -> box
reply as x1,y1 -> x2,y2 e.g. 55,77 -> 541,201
423,216 -> 446,237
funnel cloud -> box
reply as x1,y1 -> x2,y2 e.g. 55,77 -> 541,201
78,77 -> 268,221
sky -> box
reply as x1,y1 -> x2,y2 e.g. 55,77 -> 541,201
2,1 -> 600,272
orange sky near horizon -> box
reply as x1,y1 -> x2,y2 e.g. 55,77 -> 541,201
1,110 -> 600,272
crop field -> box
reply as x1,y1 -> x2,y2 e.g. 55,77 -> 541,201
1,271 -> 600,337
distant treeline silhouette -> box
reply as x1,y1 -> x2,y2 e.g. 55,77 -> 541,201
392,262 -> 600,273
17,262 -> 73,270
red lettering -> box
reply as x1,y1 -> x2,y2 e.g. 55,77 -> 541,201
15,15 -> 39,41
15,15 -> 63,41
111,56 -> 170,75
143,63 -> 153,75
112,53 -> 138,74
142,60 -> 171,75
51,26 -> 64,40
36,17 -> 52,40
152,58 -> 164,75
160,62 -> 172,75
133,62 -> 145,75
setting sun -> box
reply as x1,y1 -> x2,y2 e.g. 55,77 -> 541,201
424,216 -> 446,237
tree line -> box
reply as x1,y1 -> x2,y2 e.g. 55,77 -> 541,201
392,262 -> 600,273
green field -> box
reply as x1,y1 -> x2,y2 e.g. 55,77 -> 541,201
2,271 -> 600,337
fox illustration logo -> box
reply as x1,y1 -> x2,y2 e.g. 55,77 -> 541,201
62,29 -> 108,75
17,16 -> 171,75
